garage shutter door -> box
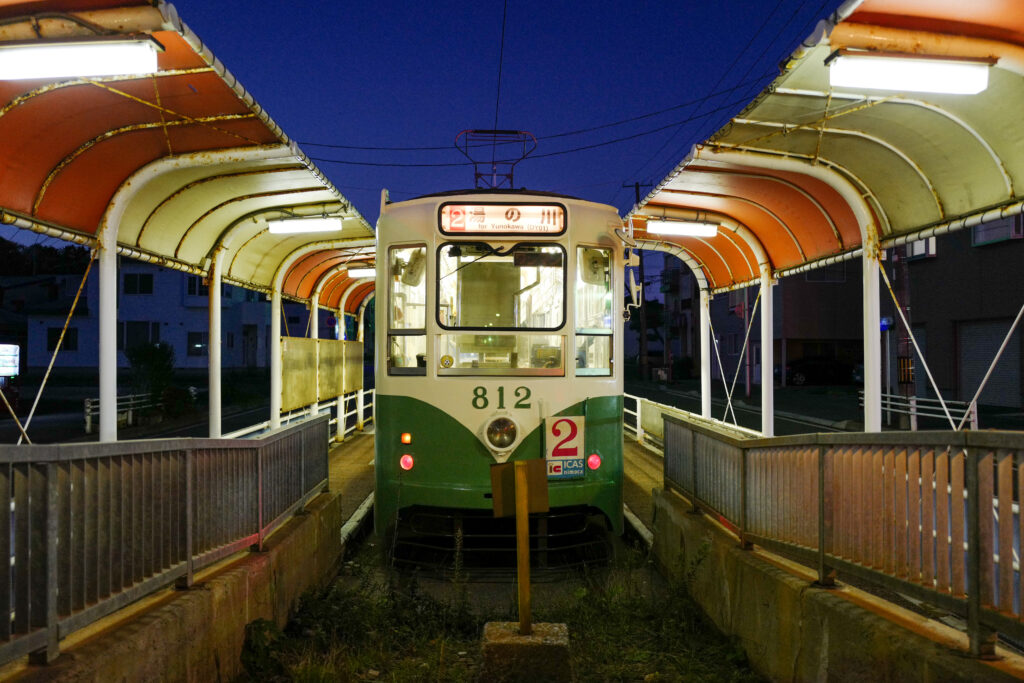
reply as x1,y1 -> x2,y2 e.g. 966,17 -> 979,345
958,320 -> 1021,408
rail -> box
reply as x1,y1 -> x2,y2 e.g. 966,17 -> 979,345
661,411 -> 1024,657
858,389 -> 978,430
0,414 -> 330,666
223,388 -> 374,440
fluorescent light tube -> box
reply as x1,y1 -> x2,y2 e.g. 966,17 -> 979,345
0,39 -> 160,80
267,217 -> 343,234
347,268 -> 375,278
829,53 -> 989,95
646,219 -> 718,237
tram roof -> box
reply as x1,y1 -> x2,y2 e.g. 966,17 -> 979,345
630,0 -> 1024,294
0,0 -> 374,303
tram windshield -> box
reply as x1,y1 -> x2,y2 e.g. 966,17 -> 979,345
437,243 -> 564,330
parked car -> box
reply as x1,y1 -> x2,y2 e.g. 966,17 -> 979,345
783,357 -> 854,386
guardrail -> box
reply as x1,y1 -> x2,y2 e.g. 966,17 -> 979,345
661,411 -> 1024,657
624,391 -> 757,450
83,393 -> 157,434
0,415 -> 330,667
859,390 -> 978,430
223,389 -> 374,440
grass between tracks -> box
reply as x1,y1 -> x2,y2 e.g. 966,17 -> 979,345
237,542 -> 764,682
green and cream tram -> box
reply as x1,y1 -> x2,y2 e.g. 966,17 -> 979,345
374,188 -> 624,558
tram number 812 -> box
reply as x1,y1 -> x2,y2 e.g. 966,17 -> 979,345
471,386 -> 531,410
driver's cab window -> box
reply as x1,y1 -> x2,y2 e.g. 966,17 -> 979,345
388,245 -> 426,375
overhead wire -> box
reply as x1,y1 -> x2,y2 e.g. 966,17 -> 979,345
617,0 -> 790,206
309,92 -> 755,169
298,73 -> 777,153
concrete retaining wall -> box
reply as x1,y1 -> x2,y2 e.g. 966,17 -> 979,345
18,491 -> 345,683
652,487 -> 1024,682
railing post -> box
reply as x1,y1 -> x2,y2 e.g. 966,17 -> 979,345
635,398 -> 644,444
910,396 -> 918,431
357,389 -> 365,431
817,446 -> 835,586
28,463 -> 59,664
739,447 -> 751,549
342,395 -> 350,444
688,428 -> 699,514
970,403 -> 979,431
176,449 -> 194,589
965,447 -> 997,657
256,447 -> 265,552
84,398 -> 92,434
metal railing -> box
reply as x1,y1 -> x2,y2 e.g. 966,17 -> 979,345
662,411 -> 1024,657
624,392 -> 757,450
83,393 -> 158,434
0,415 -> 330,666
858,390 -> 978,430
224,389 -> 374,440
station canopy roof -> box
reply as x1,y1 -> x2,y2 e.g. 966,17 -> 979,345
0,0 -> 375,306
631,0 -> 1024,294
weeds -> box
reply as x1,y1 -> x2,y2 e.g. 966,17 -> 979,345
239,541 -> 763,682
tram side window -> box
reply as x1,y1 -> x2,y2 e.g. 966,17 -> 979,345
575,246 -> 612,376
389,245 -> 427,375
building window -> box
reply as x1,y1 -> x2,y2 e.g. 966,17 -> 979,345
187,331 -> 209,357
119,321 -> 160,352
47,326 -> 77,351
186,275 -> 208,297
906,237 -> 936,259
123,273 -> 153,295
288,315 -> 300,325
972,216 -> 1022,246
226,332 -> 235,349
725,333 -> 739,356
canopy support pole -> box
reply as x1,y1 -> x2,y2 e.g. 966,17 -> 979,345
760,265 -> 774,436
208,249 -> 223,438
98,228 -> 118,442
270,288 -> 282,430
700,289 -> 711,419
862,250 -> 882,432
311,298 -> 319,418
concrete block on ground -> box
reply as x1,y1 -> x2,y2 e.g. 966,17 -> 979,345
481,621 -> 572,682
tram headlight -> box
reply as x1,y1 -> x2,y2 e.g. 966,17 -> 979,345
485,417 -> 517,449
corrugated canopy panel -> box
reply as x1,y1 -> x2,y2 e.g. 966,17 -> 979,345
633,0 -> 1024,292
0,0 -> 375,296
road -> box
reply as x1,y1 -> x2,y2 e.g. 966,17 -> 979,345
0,405 -> 271,444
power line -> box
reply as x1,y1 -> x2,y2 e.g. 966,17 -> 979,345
296,73 -> 773,153
309,93 -> 753,169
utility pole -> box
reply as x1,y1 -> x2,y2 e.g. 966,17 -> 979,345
625,181 -> 652,380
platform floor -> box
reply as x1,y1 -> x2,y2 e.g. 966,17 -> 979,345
328,432 -> 661,535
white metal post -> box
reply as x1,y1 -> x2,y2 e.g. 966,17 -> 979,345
98,239 -> 117,442
863,251 -> 882,432
270,288 -> 282,430
700,288 -> 711,419
208,250 -> 222,438
760,265 -> 774,437
310,298 -> 319,418
357,388 -> 364,430
635,399 -> 644,444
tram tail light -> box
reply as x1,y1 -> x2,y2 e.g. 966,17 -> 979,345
399,454 -> 414,471
401,432 -> 412,444
587,453 -> 602,470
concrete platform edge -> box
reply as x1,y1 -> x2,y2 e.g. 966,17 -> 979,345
15,490 -> 345,683
652,487 -> 1024,682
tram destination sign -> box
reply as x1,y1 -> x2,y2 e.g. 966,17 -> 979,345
439,203 -> 565,235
